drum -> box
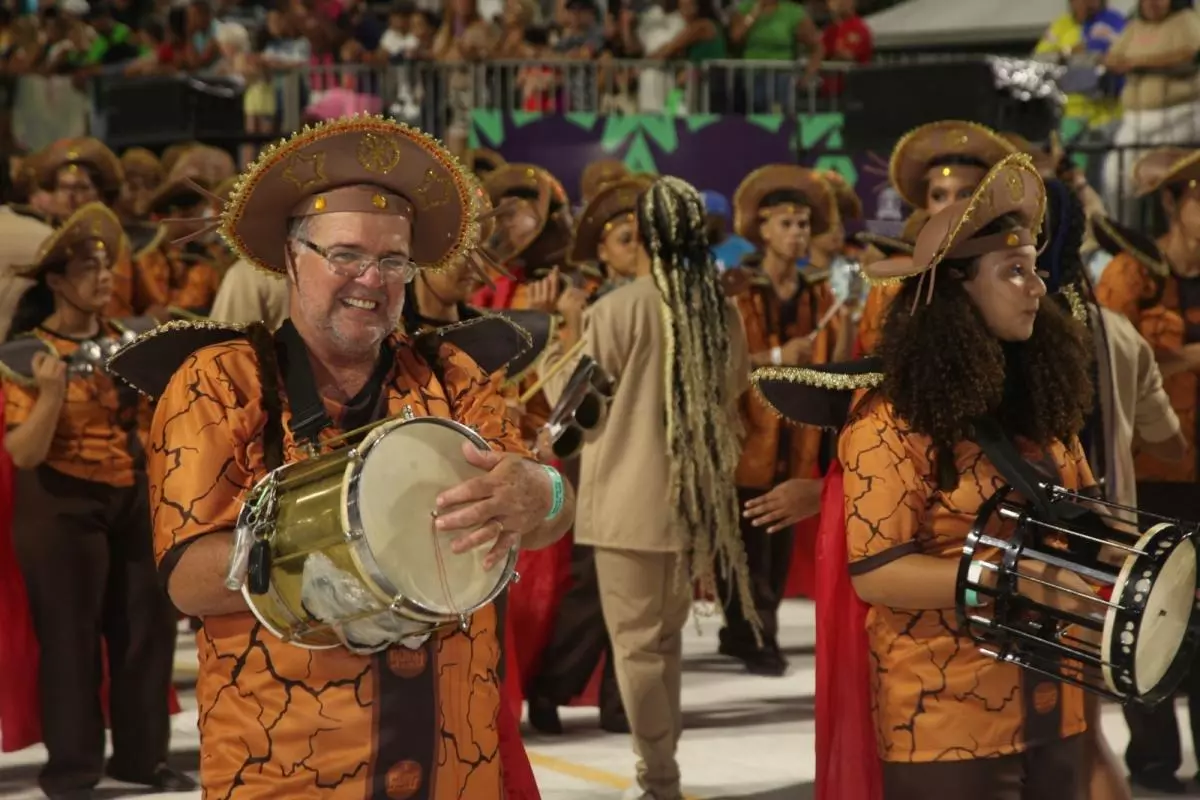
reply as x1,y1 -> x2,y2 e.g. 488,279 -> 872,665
227,416 -> 519,653
955,484 -> 1200,705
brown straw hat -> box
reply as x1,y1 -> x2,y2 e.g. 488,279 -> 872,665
888,121 -> 1016,209
219,114 -> 485,275
733,164 -> 837,245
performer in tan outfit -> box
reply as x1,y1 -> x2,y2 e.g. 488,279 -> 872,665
540,176 -> 753,800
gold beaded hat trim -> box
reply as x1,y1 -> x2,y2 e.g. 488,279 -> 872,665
219,114 -> 485,276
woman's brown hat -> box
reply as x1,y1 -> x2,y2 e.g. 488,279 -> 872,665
889,120 -> 1017,209
35,137 -> 124,196
141,146 -> 238,216
14,202 -> 124,277
733,164 -> 836,245
220,115 -> 485,275
580,159 -> 629,204
568,175 -> 653,266
1131,148 -> 1200,197
481,163 -> 570,264
866,153 -> 1045,284
120,147 -> 162,181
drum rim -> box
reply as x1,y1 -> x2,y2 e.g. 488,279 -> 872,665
344,415 -> 519,622
1102,524 -> 1200,704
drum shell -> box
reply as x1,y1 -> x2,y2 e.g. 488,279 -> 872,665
240,417 -> 518,651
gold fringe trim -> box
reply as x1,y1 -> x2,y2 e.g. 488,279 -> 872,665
751,365 -> 884,392
1061,283 -> 1088,325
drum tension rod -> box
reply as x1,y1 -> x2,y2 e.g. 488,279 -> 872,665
997,506 -> 1148,558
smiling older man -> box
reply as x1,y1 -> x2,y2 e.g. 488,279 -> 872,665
141,115 -> 574,799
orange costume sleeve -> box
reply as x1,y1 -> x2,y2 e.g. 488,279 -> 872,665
107,235 -> 169,318
855,283 -> 901,356
839,398 -> 929,570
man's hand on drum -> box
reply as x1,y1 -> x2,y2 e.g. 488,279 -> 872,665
434,441 -> 572,566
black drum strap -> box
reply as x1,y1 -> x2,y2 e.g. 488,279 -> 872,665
274,319 -> 334,449
970,417 -> 1058,521
246,322 -> 285,472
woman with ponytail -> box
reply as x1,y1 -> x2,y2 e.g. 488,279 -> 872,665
534,174 -> 754,800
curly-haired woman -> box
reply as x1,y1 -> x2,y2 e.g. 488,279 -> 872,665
842,153 -> 1099,797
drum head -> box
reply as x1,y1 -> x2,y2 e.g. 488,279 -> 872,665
1104,524 -> 1198,698
354,418 -> 509,616
1134,537 -> 1197,695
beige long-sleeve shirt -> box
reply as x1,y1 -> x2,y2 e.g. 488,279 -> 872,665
0,206 -> 53,341
540,275 -> 751,552
207,258 -> 289,330
1091,302 -> 1181,512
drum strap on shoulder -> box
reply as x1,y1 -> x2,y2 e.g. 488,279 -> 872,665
971,417 -> 1058,522
274,319 -> 335,449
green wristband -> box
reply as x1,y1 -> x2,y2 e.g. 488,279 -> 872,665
543,464 -> 565,520
963,559 -> 986,608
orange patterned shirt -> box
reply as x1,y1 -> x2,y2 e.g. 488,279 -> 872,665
1095,251 -> 1194,482
137,246 -> 221,312
4,323 -> 150,487
148,333 -> 528,799
733,271 -> 838,488
855,282 -> 902,356
106,234 -> 168,318
840,394 -> 1090,762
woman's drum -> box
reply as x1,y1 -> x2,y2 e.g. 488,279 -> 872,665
955,484 -> 1200,705
225,416 -> 519,653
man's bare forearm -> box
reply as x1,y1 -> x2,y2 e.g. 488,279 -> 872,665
167,532 -> 251,618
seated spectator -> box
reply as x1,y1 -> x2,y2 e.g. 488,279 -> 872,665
1102,0 -> 1200,210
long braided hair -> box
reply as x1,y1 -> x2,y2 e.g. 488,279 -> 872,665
637,176 -> 758,630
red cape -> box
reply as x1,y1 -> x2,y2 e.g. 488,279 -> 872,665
813,461 -> 881,800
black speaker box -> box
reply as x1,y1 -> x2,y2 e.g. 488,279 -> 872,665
95,75 -> 245,149
840,60 -> 1058,153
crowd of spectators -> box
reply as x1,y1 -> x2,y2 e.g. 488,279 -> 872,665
0,0 -> 877,154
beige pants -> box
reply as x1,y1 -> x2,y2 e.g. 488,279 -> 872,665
595,548 -> 692,800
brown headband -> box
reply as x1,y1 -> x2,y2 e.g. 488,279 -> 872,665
946,228 -> 1035,261
289,185 -> 416,220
